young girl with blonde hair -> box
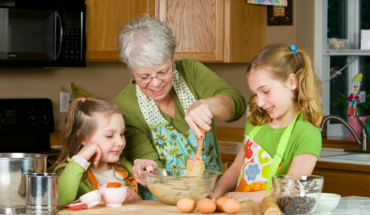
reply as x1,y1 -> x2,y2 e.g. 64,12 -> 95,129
211,43 -> 323,203
50,98 -> 157,206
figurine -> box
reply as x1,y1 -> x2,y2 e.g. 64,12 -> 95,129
330,38 -> 344,51
348,73 -> 363,116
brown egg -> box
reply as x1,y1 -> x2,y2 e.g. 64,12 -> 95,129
177,198 -> 196,213
216,196 -> 231,212
222,199 -> 241,214
197,198 -> 216,214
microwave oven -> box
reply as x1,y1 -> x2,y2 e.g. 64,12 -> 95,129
0,0 -> 86,68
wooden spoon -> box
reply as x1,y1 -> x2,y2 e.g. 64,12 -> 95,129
186,128 -> 206,176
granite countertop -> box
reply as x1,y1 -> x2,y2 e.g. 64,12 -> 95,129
316,196 -> 370,215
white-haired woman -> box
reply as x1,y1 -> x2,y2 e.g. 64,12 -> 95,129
114,15 -> 246,200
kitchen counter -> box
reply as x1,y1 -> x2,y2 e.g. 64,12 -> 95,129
218,135 -> 370,197
56,197 -> 370,215
57,200 -> 260,215
316,196 -> 370,215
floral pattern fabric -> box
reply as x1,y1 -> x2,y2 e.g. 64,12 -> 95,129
136,70 -> 197,129
136,70 -> 219,200
235,135 -> 284,192
235,135 -> 273,192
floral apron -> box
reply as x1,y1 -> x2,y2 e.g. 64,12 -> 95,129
236,112 -> 299,195
136,70 -> 220,200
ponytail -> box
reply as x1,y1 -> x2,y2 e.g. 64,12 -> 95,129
246,43 -> 323,127
294,50 -> 323,126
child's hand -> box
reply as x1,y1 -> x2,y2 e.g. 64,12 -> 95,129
125,188 -> 141,200
132,159 -> 158,186
76,142 -> 102,167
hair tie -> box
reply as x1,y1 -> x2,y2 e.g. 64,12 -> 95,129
81,97 -> 86,103
290,45 -> 297,56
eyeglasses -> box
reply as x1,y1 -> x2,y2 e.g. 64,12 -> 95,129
133,64 -> 174,84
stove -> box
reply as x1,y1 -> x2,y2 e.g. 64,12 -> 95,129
0,99 -> 57,156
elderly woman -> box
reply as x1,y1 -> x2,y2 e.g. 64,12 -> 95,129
114,15 -> 246,199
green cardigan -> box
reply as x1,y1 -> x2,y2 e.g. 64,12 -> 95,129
114,59 -> 246,170
54,157 -> 134,206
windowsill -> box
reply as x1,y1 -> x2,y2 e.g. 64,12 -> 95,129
324,49 -> 370,56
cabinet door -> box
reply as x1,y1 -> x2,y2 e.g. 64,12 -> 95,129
158,0 -> 224,62
86,0 -> 155,61
224,0 -> 266,62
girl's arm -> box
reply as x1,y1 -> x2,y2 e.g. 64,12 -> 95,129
225,154 -> 317,204
56,162 -> 86,206
287,153 -> 318,175
210,144 -> 244,199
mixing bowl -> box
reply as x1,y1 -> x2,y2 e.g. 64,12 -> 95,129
142,168 -> 221,205
272,175 -> 323,215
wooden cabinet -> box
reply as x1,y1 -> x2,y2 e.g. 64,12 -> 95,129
223,0 -> 266,62
157,0 -> 224,62
85,0 -> 155,61
85,0 -> 265,62
158,0 -> 266,62
312,161 -> 370,197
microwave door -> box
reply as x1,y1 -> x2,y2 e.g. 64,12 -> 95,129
0,8 -> 57,66
55,11 -> 63,60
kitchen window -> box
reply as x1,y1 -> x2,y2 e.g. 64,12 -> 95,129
315,0 -> 370,136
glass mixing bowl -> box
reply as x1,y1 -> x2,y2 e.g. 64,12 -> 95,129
142,168 -> 221,205
272,175 -> 324,215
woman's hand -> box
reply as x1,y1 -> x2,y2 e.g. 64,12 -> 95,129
126,188 -> 141,200
133,159 -> 158,186
76,142 -> 102,168
185,99 -> 213,139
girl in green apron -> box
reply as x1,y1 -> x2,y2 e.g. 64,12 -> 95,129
211,44 -> 323,203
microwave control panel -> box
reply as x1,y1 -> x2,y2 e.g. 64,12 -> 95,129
63,12 -> 84,61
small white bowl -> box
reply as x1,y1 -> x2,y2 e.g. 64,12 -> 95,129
100,187 -> 127,207
315,193 -> 341,213
79,190 -> 101,209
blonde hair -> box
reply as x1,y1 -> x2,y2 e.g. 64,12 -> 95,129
49,98 -> 126,177
246,43 -> 323,127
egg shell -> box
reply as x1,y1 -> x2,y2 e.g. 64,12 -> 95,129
177,198 -> 196,213
197,198 -> 216,214
216,196 -> 231,212
223,199 -> 241,214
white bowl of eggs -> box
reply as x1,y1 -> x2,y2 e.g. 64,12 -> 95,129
315,193 -> 341,213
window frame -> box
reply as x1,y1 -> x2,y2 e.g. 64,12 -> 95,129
314,0 -> 365,136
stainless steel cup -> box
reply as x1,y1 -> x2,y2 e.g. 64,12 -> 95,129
26,173 -> 58,215
0,153 -> 47,214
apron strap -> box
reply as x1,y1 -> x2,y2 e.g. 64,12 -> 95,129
87,168 -> 99,190
264,111 -> 300,196
245,124 -> 263,140
113,165 -> 139,193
